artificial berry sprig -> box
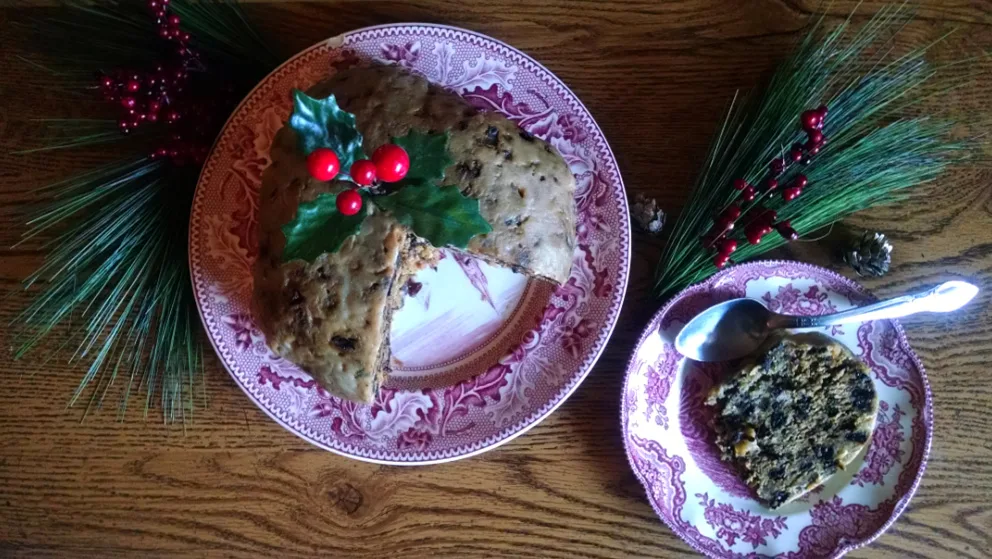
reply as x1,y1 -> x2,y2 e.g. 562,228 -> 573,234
703,104 -> 829,267
303,143 -> 412,217
97,0 -> 230,167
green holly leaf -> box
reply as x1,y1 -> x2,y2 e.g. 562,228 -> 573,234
289,89 -> 365,180
281,192 -> 366,262
373,181 -> 491,248
392,130 -> 453,184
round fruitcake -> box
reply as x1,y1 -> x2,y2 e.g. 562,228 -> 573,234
706,337 -> 879,509
254,65 -> 577,403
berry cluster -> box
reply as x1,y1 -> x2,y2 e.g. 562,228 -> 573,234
98,0 -> 232,166
305,143 -> 411,216
705,105 -> 828,268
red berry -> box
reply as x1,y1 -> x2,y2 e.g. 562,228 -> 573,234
372,144 -> 410,182
336,189 -> 363,216
158,26 -> 171,39
764,178 -> 779,191
801,109 -> 821,132
118,120 -> 130,133
782,186 -> 802,201
789,144 -> 804,162
775,220 -> 798,241
718,238 -> 738,255
769,157 -> 785,176
714,215 -> 735,232
713,252 -> 730,269
166,110 -> 180,123
161,0 -> 170,5
793,174 -> 808,189
350,159 -> 377,185
740,186 -> 757,202
808,130 -> 824,145
168,14 -> 181,26
147,112 -> 159,123
148,100 -> 162,113
180,32 -> 191,43
99,75 -> 114,89
732,178 -> 748,191
121,96 -> 136,109
805,141 -> 821,155
306,148 -> 340,181
126,80 -> 141,93
758,209 -> 777,226
148,0 -> 159,10
745,227 -> 763,245
721,204 -> 741,221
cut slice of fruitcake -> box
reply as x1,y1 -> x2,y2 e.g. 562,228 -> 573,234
705,337 -> 879,508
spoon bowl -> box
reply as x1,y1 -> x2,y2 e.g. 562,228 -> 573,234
674,298 -> 771,362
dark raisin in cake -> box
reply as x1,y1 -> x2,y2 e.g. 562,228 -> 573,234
706,338 -> 878,508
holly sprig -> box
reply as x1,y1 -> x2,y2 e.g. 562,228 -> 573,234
281,92 -> 491,262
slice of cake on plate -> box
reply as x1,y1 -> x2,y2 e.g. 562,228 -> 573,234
706,337 -> 879,508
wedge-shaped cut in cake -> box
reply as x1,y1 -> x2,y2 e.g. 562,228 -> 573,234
254,65 -> 577,403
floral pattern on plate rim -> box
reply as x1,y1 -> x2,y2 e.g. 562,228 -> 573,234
621,261 -> 933,558
189,24 -> 630,464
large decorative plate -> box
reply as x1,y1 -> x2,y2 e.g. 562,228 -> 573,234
189,24 -> 630,464
622,261 -> 932,558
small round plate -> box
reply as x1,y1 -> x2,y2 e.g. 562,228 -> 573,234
622,261 -> 932,558
189,24 -> 630,464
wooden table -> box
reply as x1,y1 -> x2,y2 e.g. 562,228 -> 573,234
1,1 -> 990,557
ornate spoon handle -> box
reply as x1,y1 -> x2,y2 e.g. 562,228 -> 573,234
770,281 -> 979,329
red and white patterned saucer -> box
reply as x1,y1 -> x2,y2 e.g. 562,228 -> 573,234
622,261 -> 932,558
189,24 -> 630,464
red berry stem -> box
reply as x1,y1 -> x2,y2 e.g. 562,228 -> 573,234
703,104 -> 829,265
99,0 -> 236,167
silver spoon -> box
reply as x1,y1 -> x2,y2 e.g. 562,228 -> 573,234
674,280 -> 979,362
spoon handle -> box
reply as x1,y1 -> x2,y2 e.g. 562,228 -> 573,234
773,280 -> 979,329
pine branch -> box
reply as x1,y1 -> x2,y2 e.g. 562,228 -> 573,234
654,6 -> 976,299
9,0 -> 282,422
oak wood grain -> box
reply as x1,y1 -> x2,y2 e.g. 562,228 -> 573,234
2,1 -> 991,558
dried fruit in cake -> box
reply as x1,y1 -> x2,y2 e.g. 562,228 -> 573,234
706,337 -> 879,508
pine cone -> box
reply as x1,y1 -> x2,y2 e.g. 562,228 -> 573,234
632,193 -> 665,236
844,231 -> 892,277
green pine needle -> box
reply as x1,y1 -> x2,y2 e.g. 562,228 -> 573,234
12,159 -> 205,423
654,6 -> 975,299
9,0 -> 281,422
